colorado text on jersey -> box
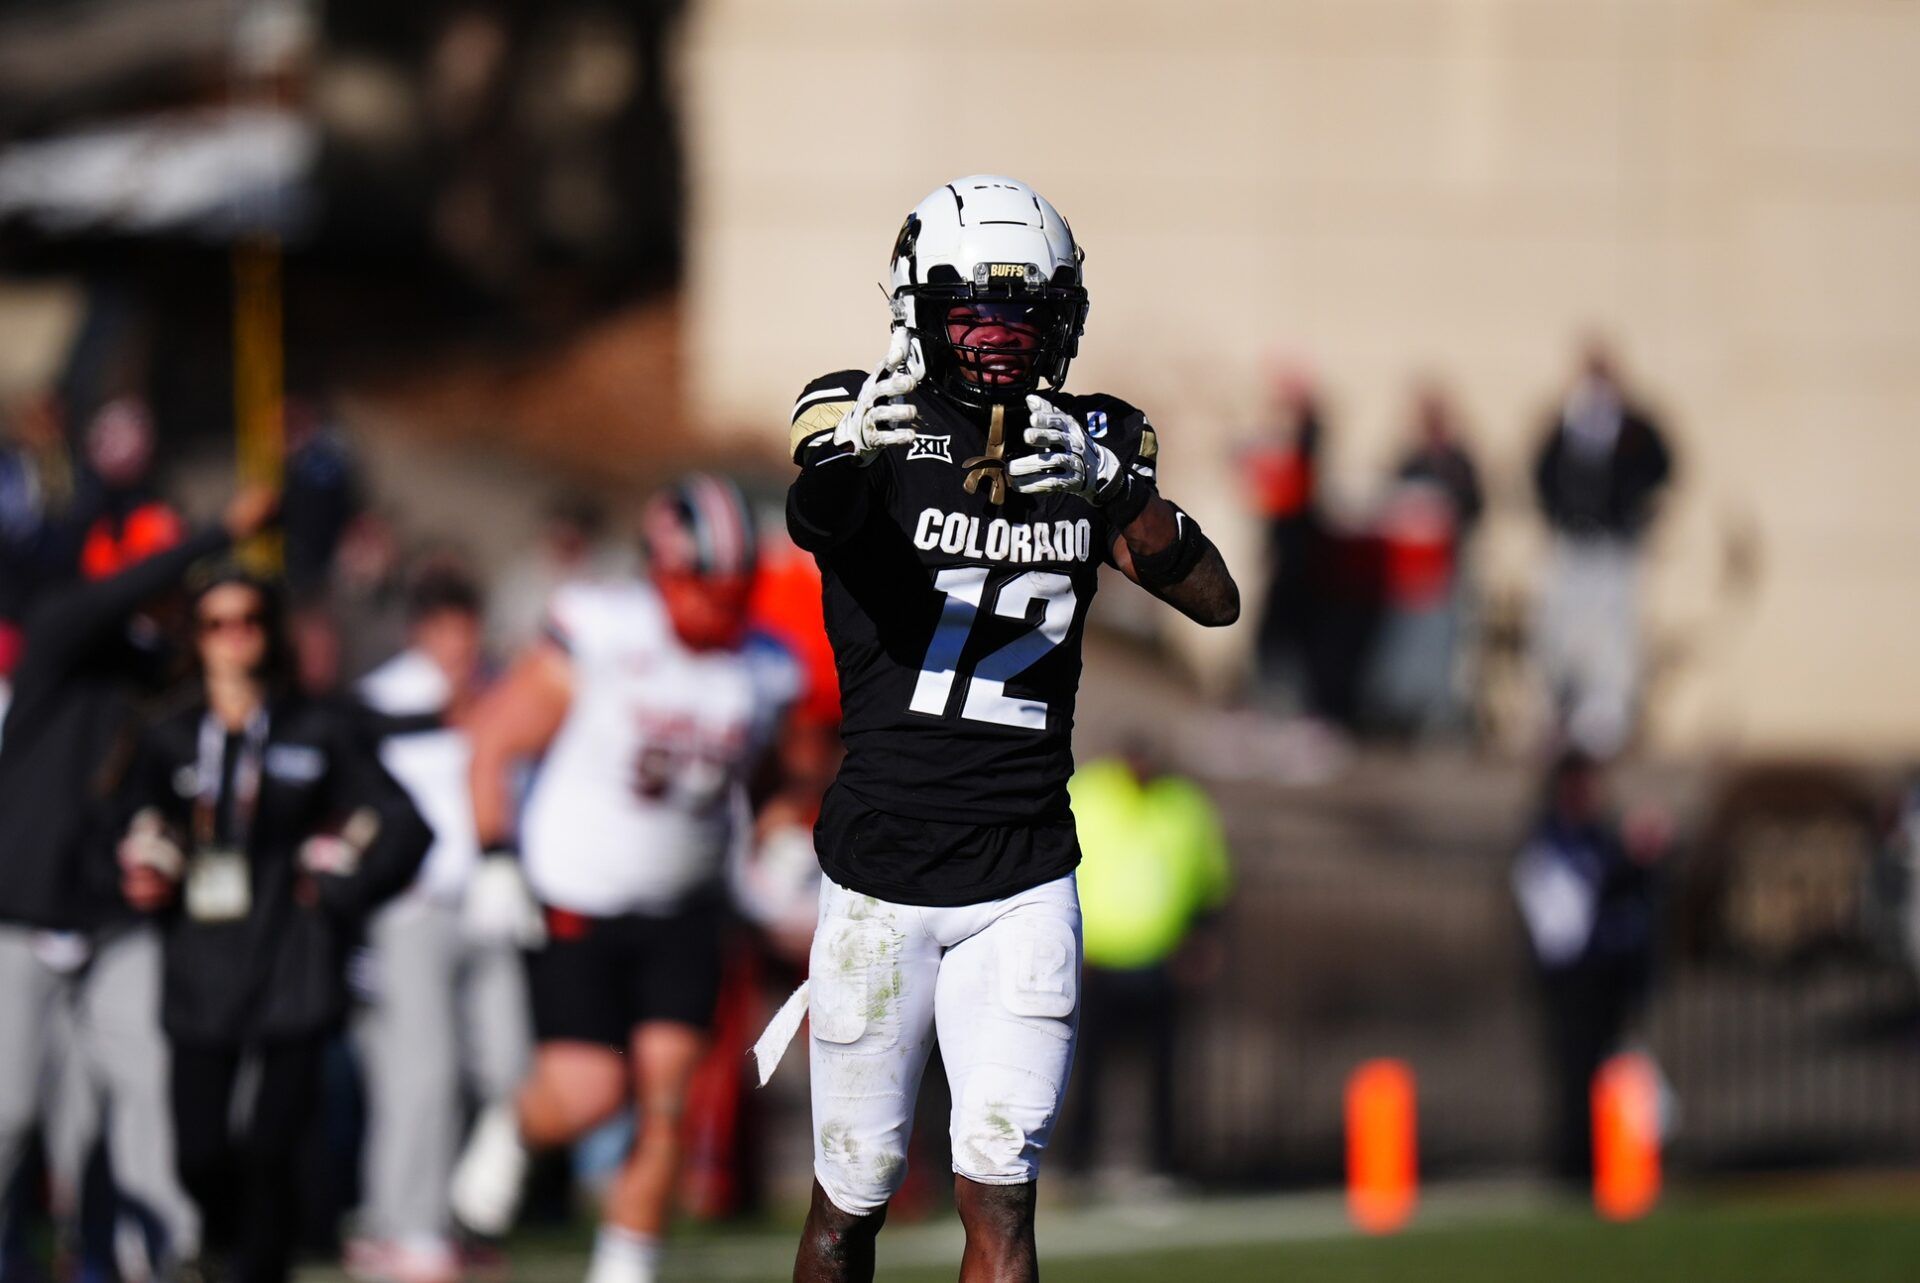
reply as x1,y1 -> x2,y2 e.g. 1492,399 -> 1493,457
910,508 -> 1096,564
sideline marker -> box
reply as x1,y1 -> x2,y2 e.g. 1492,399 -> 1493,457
1345,1058 -> 1418,1234
1592,1052 -> 1662,1221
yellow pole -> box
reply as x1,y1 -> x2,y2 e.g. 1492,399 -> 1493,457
233,235 -> 285,567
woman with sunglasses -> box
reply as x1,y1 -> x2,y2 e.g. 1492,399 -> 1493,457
117,566 -> 429,1283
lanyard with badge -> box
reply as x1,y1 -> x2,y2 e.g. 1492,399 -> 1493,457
184,709 -> 268,923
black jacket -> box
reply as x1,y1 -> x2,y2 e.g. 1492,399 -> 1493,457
123,695 -> 429,1045
0,527 -> 229,930
1533,406 -> 1673,543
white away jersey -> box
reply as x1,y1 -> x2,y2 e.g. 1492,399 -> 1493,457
521,581 -> 797,916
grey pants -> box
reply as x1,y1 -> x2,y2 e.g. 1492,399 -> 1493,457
354,899 -> 531,1243
0,923 -> 199,1260
1534,535 -> 1642,755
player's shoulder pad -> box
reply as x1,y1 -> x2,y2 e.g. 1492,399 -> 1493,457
1057,390 -> 1159,479
790,369 -> 866,463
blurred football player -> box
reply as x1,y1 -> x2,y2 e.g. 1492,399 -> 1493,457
448,476 -> 797,1283
774,176 -> 1239,1282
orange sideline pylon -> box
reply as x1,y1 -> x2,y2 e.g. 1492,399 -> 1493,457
1345,1058 -> 1417,1234
1592,1052 -> 1661,1221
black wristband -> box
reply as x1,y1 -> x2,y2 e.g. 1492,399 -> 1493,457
1099,471 -> 1155,530
1130,504 -> 1210,590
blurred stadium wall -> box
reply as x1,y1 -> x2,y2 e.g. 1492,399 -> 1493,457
2,1 -> 1916,757
681,0 -> 1920,756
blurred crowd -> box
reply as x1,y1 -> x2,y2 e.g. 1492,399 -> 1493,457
0,382 -> 840,1283
1240,334 -> 1672,762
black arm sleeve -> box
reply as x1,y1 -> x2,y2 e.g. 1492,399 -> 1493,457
310,710 -> 432,921
787,455 -> 875,553
14,528 -> 230,701
347,697 -> 447,743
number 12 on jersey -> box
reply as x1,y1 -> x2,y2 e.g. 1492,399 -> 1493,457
908,567 -> 1076,730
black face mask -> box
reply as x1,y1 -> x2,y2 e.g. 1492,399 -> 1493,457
899,272 -> 1087,408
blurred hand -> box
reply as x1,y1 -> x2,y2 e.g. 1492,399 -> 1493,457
463,853 -> 547,947
121,862 -> 177,912
298,833 -> 362,877
119,811 -> 183,912
222,484 -> 281,541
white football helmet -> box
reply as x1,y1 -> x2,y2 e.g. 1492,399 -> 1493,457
888,175 -> 1088,407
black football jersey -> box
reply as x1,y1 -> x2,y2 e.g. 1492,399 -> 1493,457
787,370 -> 1158,902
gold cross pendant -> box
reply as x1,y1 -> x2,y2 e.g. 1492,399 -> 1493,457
962,403 -> 1009,506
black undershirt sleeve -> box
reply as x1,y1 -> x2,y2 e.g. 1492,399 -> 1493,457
786,452 -> 873,553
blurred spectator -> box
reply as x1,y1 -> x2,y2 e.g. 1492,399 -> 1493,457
485,490 -> 629,654
1057,748 -> 1232,1183
1240,369 -> 1382,734
1366,380 -> 1484,738
1394,378 -> 1484,538
1242,366 -> 1323,718
1879,771 -> 1920,981
348,565 -> 532,1283
75,396 -> 186,585
289,592 -> 347,698
1531,339 -> 1674,755
281,398 -> 367,596
0,392 -> 80,624
0,486 -> 277,1279
117,566 -> 429,1283
331,511 -> 410,681
1511,751 -> 1667,1189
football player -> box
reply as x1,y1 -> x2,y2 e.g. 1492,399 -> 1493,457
447,475 -> 798,1283
777,176 -> 1239,1282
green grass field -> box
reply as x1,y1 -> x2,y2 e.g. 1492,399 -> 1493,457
888,1202 -> 1920,1283
302,1183 -> 1920,1282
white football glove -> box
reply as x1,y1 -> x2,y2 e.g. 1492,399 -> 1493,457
832,327 -> 920,462
462,853 -> 547,948
1008,394 -> 1125,502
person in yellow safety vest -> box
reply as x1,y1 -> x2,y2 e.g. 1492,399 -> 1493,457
1056,748 -> 1232,1183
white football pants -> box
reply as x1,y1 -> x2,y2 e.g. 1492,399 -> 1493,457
808,873 -> 1081,1216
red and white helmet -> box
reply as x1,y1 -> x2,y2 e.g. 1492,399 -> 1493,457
640,472 -> 758,580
